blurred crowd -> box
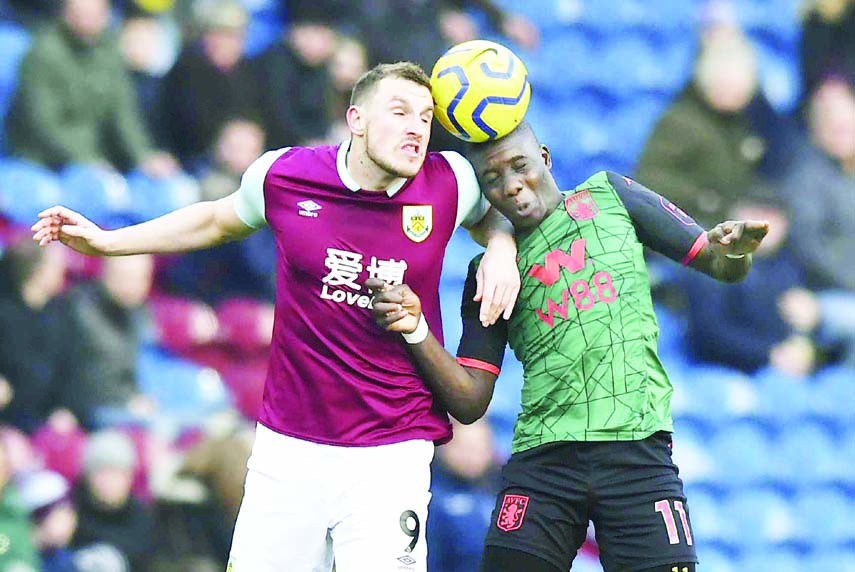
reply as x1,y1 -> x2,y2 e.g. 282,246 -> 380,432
0,0 -> 853,571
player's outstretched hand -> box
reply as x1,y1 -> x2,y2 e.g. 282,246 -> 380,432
31,206 -> 113,256
707,219 -> 769,257
366,278 -> 423,334
474,239 -> 521,327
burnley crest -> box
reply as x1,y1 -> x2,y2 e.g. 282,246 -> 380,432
403,205 -> 433,243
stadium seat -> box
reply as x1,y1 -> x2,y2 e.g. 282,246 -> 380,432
137,346 -> 232,429
809,366 -> 855,424
441,227 -> 483,285
0,158 -> 62,224
125,170 -> 200,223
735,546 -> 803,572
755,43 -> 801,114
770,420 -> 839,486
708,421 -> 774,486
59,163 -> 133,226
791,486 -> 855,547
674,364 -> 756,422
805,548 -> 855,572
215,298 -> 271,353
683,486 -> 733,546
752,368 -> 813,422
694,544 -> 737,572
722,486 -> 798,546
670,420 -> 716,484
150,295 -> 219,354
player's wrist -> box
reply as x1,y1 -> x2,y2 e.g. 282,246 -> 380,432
402,313 -> 429,344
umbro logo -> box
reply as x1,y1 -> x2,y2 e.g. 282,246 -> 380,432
297,200 -> 322,218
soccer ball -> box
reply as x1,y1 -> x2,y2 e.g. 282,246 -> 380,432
430,40 -> 532,143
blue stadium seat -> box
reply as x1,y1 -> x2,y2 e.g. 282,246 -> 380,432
674,364 -> 756,422
137,345 -> 232,427
528,31 -> 595,98
607,97 -> 667,164
0,23 -> 30,155
805,549 -> 855,572
809,366 -> 855,424
735,547 -> 803,572
0,158 -> 62,224
694,544 -> 737,572
722,486 -> 798,546
770,420 -> 839,486
684,486 -> 734,546
59,164 -> 133,226
671,420 -> 717,485
755,43 -> 801,114
125,170 -> 200,222
244,13 -> 282,58
752,368 -> 813,422
709,421 -> 774,486
791,486 -> 855,547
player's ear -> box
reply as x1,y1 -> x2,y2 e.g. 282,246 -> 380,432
541,145 -> 552,170
347,105 -> 366,136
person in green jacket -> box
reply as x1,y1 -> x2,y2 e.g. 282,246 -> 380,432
0,441 -> 40,572
7,0 -> 176,176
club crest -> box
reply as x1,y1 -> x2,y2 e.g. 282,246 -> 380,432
565,190 -> 599,221
402,205 -> 433,243
497,494 -> 529,532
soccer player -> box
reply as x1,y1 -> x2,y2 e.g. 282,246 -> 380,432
367,121 -> 769,572
30,62 -> 521,572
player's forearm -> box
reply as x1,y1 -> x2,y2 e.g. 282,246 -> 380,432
406,333 -> 494,424
103,201 -> 241,255
467,207 -> 515,248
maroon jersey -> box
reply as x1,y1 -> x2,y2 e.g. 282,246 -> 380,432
233,142 -> 487,446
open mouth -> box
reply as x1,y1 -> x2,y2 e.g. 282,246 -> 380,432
401,142 -> 420,157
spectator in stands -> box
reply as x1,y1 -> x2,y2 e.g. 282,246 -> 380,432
118,7 -> 170,149
801,0 -> 855,98
61,255 -> 157,428
199,117 -> 265,202
19,470 -> 79,572
0,238 -> 73,432
160,0 -> 259,170
428,418 -> 500,572
781,76 -> 855,292
253,5 -> 338,148
161,117 -> 275,303
72,430 -> 154,572
680,196 -> 821,376
6,0 -> 177,175
635,26 -> 767,228
324,35 -> 369,143
0,440 -> 40,572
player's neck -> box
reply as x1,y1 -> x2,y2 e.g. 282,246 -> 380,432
346,141 -> 402,192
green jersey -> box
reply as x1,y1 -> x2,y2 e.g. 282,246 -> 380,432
456,171 -> 708,454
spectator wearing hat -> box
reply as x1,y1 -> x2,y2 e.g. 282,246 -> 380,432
0,441 -> 40,572
160,0 -> 261,170
72,430 -> 154,572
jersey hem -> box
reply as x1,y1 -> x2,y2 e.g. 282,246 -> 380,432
257,419 -> 452,448
510,426 -> 673,454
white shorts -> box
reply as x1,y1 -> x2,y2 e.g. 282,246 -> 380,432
227,424 -> 434,572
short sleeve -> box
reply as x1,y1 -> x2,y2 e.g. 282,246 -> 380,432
233,148 -> 290,229
440,150 -> 489,230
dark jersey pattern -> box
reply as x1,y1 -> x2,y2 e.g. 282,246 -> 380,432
457,172 -> 706,452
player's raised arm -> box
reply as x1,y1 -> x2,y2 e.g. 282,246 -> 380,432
366,277 -> 501,424
31,193 -> 255,256
606,172 -> 768,283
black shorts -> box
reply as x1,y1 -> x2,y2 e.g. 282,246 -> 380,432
483,432 -> 698,572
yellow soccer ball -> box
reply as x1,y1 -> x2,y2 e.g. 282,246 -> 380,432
430,40 -> 532,143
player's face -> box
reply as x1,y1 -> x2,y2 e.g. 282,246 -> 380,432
473,136 -> 560,231
363,77 -> 433,179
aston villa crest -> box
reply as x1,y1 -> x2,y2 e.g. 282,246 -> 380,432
402,205 -> 433,243
565,190 -> 599,221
